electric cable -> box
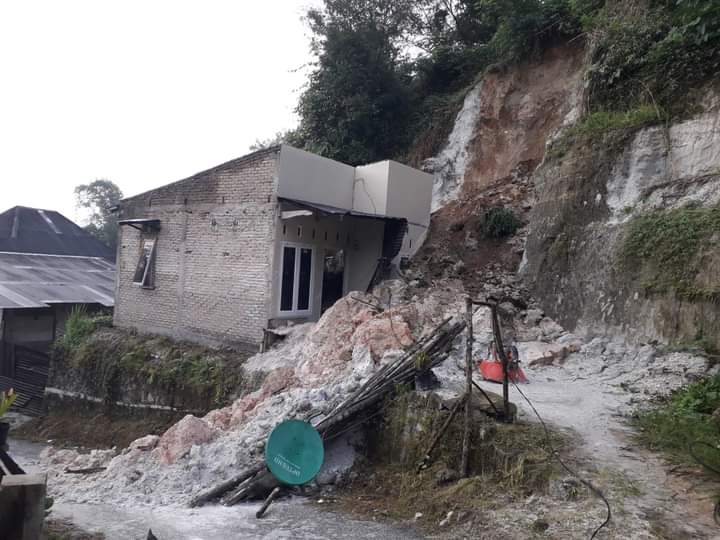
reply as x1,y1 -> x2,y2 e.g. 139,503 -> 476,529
510,380 -> 612,539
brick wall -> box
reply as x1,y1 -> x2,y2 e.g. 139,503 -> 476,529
114,148 -> 279,350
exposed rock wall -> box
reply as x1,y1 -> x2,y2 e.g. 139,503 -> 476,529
426,43 -> 585,211
419,30 -> 719,349
523,95 -> 720,348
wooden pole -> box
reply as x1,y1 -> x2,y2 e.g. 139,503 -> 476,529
460,296 -> 473,477
491,307 -> 510,421
416,392 -> 467,473
470,299 -> 511,422
256,487 -> 281,518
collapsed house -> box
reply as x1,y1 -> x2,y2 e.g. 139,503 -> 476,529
114,145 -> 433,351
0,206 -> 115,414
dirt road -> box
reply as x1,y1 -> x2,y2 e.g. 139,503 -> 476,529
474,349 -> 720,539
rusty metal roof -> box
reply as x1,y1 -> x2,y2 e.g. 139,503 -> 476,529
0,251 -> 115,308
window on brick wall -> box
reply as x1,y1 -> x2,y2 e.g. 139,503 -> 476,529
133,237 -> 157,289
279,243 -> 313,315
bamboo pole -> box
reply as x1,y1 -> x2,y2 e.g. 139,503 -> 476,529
460,296 -> 473,478
195,318 -> 466,507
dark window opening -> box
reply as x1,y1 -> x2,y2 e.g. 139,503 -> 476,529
280,246 -> 295,311
321,249 -> 345,313
133,238 -> 157,289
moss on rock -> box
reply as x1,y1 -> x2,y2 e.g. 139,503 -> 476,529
620,205 -> 720,301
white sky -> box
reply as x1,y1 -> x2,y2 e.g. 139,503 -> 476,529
0,0 -> 317,222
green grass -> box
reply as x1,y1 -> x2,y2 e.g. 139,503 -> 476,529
575,105 -> 665,135
633,376 -> 720,473
546,105 -> 665,160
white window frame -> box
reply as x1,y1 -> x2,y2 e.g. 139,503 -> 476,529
278,241 -> 315,317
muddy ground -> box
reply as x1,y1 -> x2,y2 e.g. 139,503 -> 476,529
16,408 -> 182,449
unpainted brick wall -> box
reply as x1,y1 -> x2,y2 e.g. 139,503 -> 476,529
113,149 -> 279,350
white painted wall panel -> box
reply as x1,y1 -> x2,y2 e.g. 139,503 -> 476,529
277,145 -> 355,210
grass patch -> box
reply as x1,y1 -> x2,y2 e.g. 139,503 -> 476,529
340,391 -> 570,530
574,105 -> 665,135
337,419 -> 570,532
545,105 -> 663,161
57,306 -> 112,351
633,376 -> 720,473
620,205 -> 720,300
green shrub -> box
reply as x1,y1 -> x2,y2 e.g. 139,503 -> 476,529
634,376 -> 720,472
59,307 -> 104,351
588,4 -> 720,115
480,207 -> 523,239
673,376 -> 720,415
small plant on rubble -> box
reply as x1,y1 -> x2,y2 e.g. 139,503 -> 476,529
414,351 -> 431,371
480,207 -> 522,239
0,389 -> 16,418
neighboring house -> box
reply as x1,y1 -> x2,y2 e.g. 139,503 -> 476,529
114,145 -> 433,351
0,206 -> 115,414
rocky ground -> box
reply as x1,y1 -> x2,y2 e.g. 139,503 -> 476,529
438,335 -> 720,539
29,274 -> 720,538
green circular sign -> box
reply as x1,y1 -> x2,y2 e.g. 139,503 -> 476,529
265,420 -> 324,485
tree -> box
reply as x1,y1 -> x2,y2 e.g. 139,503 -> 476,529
74,179 -> 123,251
248,129 -> 303,151
295,0 -> 419,165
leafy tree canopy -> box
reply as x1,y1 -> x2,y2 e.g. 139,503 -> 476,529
292,0 -> 718,165
74,179 -> 123,251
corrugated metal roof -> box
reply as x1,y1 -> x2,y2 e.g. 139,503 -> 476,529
0,206 -> 115,259
0,252 -> 115,308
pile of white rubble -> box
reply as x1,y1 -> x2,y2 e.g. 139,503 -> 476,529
42,279 -> 717,509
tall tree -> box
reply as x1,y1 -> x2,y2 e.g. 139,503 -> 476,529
295,0 -> 419,165
74,179 -> 123,251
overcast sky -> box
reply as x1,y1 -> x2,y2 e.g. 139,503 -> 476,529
0,1 -> 317,222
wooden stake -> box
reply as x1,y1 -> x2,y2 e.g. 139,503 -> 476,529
491,308 -> 510,421
256,487 -> 281,518
416,392 -> 467,473
460,296 -> 473,478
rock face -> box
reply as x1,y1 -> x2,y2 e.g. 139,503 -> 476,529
523,95 -> 720,348
426,42 -> 585,211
